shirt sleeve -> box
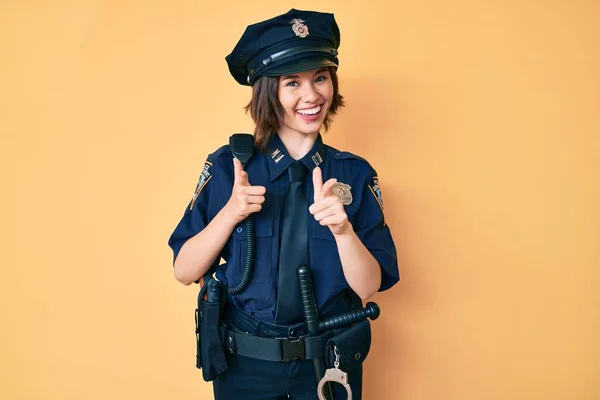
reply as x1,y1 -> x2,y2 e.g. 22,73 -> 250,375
354,171 -> 400,291
168,156 -> 215,264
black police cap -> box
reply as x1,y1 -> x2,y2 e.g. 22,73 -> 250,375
226,9 -> 341,86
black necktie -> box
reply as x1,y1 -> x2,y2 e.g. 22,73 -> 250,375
275,161 -> 308,325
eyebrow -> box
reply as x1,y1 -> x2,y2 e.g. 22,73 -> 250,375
281,68 -> 328,80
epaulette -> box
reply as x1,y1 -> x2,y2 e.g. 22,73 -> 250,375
209,144 -> 232,160
327,146 -> 369,164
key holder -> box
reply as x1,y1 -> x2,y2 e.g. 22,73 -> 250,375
317,346 -> 353,400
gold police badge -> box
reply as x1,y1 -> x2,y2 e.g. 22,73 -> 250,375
290,18 -> 309,38
332,182 -> 352,205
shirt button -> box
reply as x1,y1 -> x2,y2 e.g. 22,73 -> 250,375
236,227 -> 243,233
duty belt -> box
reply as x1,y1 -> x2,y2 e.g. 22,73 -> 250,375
223,328 -> 334,362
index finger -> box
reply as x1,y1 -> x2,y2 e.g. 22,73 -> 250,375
312,167 -> 323,203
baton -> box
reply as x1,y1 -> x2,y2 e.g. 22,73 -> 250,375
297,265 -> 334,400
319,302 -> 380,331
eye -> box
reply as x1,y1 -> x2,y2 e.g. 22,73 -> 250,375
285,80 -> 299,87
315,75 -> 328,82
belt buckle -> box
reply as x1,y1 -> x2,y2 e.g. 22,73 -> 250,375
281,336 -> 306,361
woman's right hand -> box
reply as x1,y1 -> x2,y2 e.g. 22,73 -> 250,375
224,158 -> 266,224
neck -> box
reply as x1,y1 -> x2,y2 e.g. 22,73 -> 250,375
277,130 -> 318,160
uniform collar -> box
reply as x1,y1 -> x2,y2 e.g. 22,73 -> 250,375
266,133 -> 327,181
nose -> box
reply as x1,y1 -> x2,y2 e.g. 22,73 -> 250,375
301,82 -> 320,103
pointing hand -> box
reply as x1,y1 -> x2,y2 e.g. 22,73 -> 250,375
226,158 -> 266,223
309,167 -> 351,236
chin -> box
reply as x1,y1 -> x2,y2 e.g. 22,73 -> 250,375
296,125 -> 322,136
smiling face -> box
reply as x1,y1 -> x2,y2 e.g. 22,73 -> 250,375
245,67 -> 344,152
277,67 -> 334,139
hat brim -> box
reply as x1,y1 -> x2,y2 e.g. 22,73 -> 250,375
259,55 -> 338,79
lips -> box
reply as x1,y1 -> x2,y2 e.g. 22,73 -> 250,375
296,105 -> 322,122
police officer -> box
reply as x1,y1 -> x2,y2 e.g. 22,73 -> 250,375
168,9 -> 399,400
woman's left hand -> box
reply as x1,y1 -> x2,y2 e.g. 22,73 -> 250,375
309,167 -> 352,236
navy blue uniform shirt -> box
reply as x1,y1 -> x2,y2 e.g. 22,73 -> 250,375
168,134 -> 399,323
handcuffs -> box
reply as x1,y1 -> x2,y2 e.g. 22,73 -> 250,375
317,346 -> 353,400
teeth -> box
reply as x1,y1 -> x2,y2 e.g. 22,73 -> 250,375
297,106 -> 321,115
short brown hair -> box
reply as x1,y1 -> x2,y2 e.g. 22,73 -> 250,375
245,67 -> 345,152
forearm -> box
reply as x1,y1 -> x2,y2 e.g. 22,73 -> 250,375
334,225 -> 382,299
173,207 -> 237,285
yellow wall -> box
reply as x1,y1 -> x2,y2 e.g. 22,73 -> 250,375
1,0 -> 598,399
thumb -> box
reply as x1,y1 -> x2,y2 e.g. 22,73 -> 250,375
322,178 -> 338,198
233,158 -> 245,185
312,167 -> 323,203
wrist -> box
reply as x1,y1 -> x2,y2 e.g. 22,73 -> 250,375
332,221 -> 354,239
219,203 -> 241,227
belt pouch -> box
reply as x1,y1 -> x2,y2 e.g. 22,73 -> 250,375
326,319 -> 372,371
198,283 -> 228,381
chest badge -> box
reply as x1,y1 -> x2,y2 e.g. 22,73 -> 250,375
332,182 -> 352,205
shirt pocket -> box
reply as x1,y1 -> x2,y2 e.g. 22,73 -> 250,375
229,215 -> 274,283
311,218 -> 354,285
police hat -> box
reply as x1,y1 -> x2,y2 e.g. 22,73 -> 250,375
226,9 -> 341,86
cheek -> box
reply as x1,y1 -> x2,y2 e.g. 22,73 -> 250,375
325,83 -> 334,102
320,84 -> 334,105
278,100 -> 296,126
277,93 -> 296,114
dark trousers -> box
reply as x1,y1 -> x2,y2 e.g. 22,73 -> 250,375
213,297 -> 362,400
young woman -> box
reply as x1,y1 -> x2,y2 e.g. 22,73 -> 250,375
169,9 -> 399,400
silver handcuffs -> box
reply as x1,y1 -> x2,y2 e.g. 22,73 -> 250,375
317,346 -> 352,400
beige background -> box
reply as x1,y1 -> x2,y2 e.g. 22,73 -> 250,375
1,0 -> 599,399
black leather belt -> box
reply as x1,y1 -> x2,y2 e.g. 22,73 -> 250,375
223,328 -> 333,362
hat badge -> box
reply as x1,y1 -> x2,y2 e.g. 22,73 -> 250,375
290,18 -> 309,38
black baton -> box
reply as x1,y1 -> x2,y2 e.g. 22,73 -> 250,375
297,265 -> 334,400
319,302 -> 380,331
